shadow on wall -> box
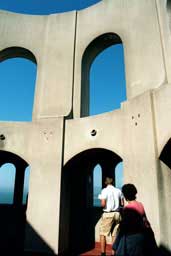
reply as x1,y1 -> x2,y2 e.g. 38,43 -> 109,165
0,150 -> 54,255
159,246 -> 171,256
0,204 -> 54,255
24,221 -> 54,256
0,204 -> 26,253
159,138 -> 171,169
154,140 -> 171,256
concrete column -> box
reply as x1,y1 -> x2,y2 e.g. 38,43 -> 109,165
122,91 -> 161,243
13,164 -> 26,206
24,118 -> 64,255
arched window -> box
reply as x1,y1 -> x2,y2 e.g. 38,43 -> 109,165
0,163 -> 16,204
0,150 -> 29,207
0,47 -> 37,121
93,164 -> 102,207
115,162 -> 123,189
81,33 -> 126,117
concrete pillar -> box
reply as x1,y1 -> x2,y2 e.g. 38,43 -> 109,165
13,164 -> 26,206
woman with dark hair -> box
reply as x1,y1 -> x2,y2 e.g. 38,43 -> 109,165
112,184 -> 158,256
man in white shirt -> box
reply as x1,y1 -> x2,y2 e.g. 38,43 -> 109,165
98,176 -> 123,256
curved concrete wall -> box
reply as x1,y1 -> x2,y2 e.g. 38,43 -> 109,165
0,0 -> 171,254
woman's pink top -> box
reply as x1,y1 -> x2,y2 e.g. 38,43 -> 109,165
125,201 -> 145,216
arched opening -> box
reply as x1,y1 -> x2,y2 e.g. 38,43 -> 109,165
59,148 -> 122,255
93,164 -> 102,207
0,150 -> 29,251
0,150 -> 29,205
92,162 -> 123,208
0,163 -> 16,204
81,33 -> 126,117
0,47 -> 37,121
115,162 -> 124,189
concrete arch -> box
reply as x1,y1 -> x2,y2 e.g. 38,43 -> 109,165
0,150 -> 29,168
0,150 -> 29,252
0,1 -> 171,253
81,32 -> 123,117
0,46 -> 37,63
59,148 -> 122,255
0,150 -> 29,206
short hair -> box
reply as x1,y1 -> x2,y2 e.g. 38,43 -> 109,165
105,177 -> 114,185
122,183 -> 137,200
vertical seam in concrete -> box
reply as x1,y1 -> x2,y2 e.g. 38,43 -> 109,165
58,116 -> 65,253
58,13 -> 78,243
155,0 -> 168,84
71,11 -> 78,118
33,16 -> 49,120
150,92 -> 159,157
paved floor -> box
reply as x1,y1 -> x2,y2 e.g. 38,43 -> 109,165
22,242 -> 112,255
80,242 -> 112,256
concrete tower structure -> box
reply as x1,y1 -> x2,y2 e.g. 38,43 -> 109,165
0,0 -> 171,255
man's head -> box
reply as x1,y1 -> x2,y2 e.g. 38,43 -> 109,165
105,176 -> 114,186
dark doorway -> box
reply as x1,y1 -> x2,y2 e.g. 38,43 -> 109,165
59,148 -> 122,255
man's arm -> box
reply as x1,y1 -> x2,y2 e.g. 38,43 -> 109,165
100,199 -> 106,207
98,188 -> 107,208
120,192 -> 124,207
120,197 -> 124,207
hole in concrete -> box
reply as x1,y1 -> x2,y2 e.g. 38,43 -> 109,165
0,134 -> 5,140
91,130 -> 97,136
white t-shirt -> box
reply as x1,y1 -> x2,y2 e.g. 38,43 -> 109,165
99,185 -> 122,212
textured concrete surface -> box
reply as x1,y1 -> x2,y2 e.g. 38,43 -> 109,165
0,0 -> 170,255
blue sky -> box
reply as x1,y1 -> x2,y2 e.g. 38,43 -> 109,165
0,0 -> 101,14
0,0 -> 125,203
